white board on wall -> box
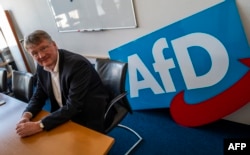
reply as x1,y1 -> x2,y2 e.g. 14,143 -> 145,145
47,0 -> 137,32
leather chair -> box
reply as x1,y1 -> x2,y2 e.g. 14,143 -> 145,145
11,70 -> 34,102
0,69 -> 8,93
95,58 -> 142,155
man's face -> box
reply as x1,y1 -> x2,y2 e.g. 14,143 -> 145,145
26,40 -> 58,70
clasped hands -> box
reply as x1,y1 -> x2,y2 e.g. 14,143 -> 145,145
16,112 -> 43,138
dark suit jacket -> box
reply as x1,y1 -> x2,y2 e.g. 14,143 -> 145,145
24,49 -> 110,133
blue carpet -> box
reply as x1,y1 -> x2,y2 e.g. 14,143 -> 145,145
107,108 -> 250,155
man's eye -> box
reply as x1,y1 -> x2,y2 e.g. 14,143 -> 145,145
41,47 -> 46,51
32,52 -> 38,56
40,46 -> 48,52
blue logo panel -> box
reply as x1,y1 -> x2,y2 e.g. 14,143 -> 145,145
109,0 -> 250,110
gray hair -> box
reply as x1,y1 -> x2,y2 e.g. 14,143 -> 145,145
24,30 -> 53,50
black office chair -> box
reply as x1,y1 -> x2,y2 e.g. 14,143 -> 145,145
11,70 -> 34,102
96,58 -> 142,155
0,69 -> 8,93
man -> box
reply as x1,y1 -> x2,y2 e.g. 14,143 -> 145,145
16,30 -> 113,137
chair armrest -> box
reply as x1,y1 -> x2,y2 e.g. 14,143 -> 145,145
104,92 -> 128,119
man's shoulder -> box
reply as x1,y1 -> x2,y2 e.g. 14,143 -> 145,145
59,49 -> 82,57
59,49 -> 87,61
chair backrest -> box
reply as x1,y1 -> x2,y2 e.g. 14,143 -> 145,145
0,69 -> 7,92
95,58 -> 132,133
12,70 -> 34,102
96,59 -> 124,95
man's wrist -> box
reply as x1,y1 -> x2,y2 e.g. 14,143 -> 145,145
22,112 -> 32,120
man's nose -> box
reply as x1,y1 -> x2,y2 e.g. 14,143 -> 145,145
38,51 -> 45,58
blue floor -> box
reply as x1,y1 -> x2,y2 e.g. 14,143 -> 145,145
107,108 -> 250,155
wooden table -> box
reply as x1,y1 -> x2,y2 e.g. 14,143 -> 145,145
0,93 -> 114,155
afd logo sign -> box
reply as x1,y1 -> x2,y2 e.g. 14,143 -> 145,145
109,0 -> 250,126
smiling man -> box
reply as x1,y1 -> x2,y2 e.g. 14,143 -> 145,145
16,30 -> 114,137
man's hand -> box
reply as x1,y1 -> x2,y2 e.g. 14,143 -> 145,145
16,112 -> 43,138
17,112 -> 32,124
16,121 -> 43,138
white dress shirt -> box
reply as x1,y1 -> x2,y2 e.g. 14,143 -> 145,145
44,52 -> 62,107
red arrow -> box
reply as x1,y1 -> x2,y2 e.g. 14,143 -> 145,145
170,58 -> 250,127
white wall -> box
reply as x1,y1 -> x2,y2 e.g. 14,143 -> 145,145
1,0 -> 248,58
